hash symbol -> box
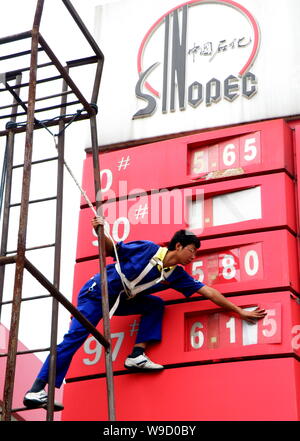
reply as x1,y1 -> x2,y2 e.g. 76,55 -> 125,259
117,156 -> 131,171
129,320 -> 140,336
135,204 -> 148,220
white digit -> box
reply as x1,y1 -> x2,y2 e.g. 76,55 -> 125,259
291,325 -> 300,351
83,332 -> 125,365
100,169 -> 113,193
92,217 -> 130,246
226,317 -> 236,343
222,254 -> 236,280
223,144 -> 236,166
192,261 -> 204,282
190,322 -> 204,349
112,217 -> 130,242
262,309 -> 277,338
244,250 -> 259,276
83,336 -> 102,365
192,150 -> 207,174
243,137 -> 257,162
112,332 -> 124,361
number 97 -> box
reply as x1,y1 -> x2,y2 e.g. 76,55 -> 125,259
83,332 -> 125,366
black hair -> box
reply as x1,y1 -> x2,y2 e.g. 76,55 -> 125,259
167,229 -> 201,250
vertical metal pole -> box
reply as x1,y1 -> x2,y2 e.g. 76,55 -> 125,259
91,60 -> 104,105
2,0 -> 44,421
46,76 -> 68,421
90,115 -> 116,421
0,138 -> 9,219
0,135 -> 13,317
0,74 -> 22,321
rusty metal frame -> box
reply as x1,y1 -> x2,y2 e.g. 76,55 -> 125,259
0,0 -> 115,421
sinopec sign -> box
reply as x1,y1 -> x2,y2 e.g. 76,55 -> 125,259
133,0 -> 260,119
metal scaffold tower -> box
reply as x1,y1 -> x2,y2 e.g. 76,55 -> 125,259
0,0 -> 115,421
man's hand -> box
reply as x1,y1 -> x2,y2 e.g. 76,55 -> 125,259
91,216 -> 105,231
198,286 -> 267,324
91,216 -> 115,257
238,307 -> 267,324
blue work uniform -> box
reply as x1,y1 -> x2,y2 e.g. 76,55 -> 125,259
38,240 -> 204,387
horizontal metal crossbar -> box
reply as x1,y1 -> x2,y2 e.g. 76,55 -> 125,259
0,347 -> 50,358
0,294 -> 51,306
12,156 -> 58,169
0,100 -> 80,120
9,196 -> 57,208
0,75 -> 62,92
0,31 -> 32,45
0,47 -> 44,62
6,244 -> 55,255
0,255 -> 17,265
4,55 -> 98,83
0,112 -> 90,136
5,61 -> 54,81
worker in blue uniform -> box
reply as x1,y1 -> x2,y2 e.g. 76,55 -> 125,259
23,216 -> 266,410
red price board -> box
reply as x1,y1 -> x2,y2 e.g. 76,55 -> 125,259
80,119 -> 293,205
66,292 -> 300,380
62,358 -> 300,421
73,230 -> 299,303
190,131 -> 261,175
76,172 -> 296,260
187,243 -> 264,286
66,314 -> 142,380
185,303 -> 282,352
186,230 -> 299,296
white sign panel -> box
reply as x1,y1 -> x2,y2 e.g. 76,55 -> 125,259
94,0 -> 300,145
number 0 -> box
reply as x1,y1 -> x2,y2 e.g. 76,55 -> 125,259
112,217 -> 130,242
244,250 -> 259,276
100,169 -> 113,193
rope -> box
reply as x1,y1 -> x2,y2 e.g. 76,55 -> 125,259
8,107 -> 124,269
5,107 -> 131,318
51,135 -> 131,302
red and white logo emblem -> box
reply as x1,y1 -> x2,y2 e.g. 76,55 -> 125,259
133,0 -> 260,119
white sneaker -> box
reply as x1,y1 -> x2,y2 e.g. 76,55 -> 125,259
23,389 -> 64,411
124,353 -> 164,370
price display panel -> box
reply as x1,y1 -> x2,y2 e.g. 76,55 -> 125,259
186,229 -> 300,297
80,119 -> 293,205
72,230 -> 299,303
76,172 -> 296,260
66,292 -> 300,380
62,358 -> 300,421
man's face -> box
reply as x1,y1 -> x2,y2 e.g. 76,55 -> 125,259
175,243 -> 198,265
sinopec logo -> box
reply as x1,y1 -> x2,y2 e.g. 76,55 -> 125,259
133,0 -> 260,119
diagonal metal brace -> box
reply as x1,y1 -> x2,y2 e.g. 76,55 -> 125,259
24,257 -> 109,349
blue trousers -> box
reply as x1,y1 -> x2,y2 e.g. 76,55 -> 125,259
37,278 -> 165,388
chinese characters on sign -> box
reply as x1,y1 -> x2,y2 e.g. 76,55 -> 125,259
188,37 -> 252,62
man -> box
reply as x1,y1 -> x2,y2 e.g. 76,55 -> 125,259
23,217 -> 266,409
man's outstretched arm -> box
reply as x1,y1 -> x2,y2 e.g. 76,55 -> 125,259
198,285 -> 266,324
